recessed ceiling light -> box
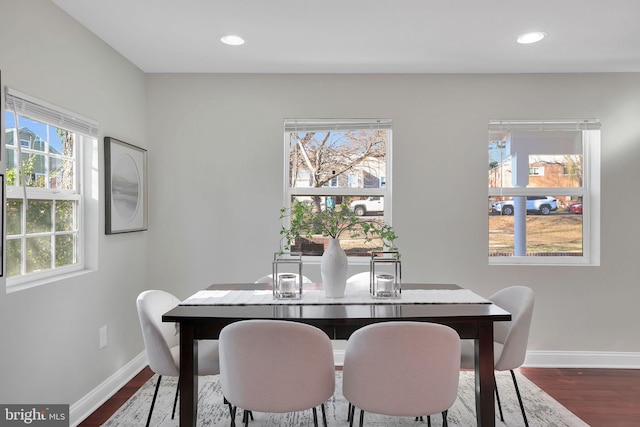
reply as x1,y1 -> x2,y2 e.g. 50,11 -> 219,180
516,32 -> 547,44
220,35 -> 245,46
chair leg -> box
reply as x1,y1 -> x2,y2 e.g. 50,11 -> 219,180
427,415 -> 431,427
348,403 -> 352,421
312,407 -> 319,427
146,375 -> 162,427
321,403 -> 327,427
348,404 -> 355,427
224,397 -> 234,427
358,409 -> 365,427
510,369 -> 530,427
442,410 -> 448,427
171,376 -> 180,419
494,372 -> 504,422
243,409 -> 250,427
229,405 -> 237,427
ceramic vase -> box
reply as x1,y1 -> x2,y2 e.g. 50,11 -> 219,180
321,238 -> 348,298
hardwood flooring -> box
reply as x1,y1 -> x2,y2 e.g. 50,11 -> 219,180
78,367 -> 154,426
519,368 -> 640,427
79,367 -> 640,426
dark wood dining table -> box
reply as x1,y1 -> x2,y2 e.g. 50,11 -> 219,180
162,283 -> 511,427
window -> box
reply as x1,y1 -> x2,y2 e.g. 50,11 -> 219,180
488,119 -> 600,265
284,119 -> 392,259
529,166 -> 544,176
4,88 -> 98,286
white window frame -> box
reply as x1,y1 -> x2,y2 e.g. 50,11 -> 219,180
4,88 -> 98,290
283,119 -> 393,264
488,119 -> 600,266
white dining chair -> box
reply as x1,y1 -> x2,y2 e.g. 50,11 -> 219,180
343,321 -> 461,427
254,273 -> 313,284
346,272 -> 370,285
136,290 -> 223,427
460,285 -> 535,426
219,319 -> 335,427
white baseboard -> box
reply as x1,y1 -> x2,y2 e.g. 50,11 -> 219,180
69,351 -> 148,427
524,350 -> 640,368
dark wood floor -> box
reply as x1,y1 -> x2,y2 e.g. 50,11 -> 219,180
79,367 -> 640,426
519,368 -> 640,427
79,367 -> 155,426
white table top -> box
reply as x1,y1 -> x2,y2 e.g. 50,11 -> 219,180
180,288 -> 491,306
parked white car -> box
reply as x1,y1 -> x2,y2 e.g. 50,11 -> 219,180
492,196 -> 558,215
349,197 -> 384,216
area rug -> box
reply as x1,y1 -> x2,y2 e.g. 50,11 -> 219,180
104,371 -> 589,426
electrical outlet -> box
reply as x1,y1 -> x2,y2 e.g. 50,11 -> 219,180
99,325 -> 108,349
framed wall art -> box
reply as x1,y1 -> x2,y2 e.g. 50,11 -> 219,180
104,137 -> 148,234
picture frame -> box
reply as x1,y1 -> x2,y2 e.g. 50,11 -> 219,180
104,137 -> 148,234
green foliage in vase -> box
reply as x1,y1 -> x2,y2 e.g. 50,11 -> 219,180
279,199 -> 398,254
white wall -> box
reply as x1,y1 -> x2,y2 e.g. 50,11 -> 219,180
147,73 -> 640,356
1,0 -> 640,422
0,0 -> 148,411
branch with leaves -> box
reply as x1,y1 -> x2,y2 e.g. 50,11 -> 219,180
279,199 -> 398,254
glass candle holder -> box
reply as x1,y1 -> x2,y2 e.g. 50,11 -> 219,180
278,274 -> 297,298
272,252 -> 303,299
370,251 -> 401,298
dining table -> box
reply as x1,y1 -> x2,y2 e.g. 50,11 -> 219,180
162,282 -> 511,427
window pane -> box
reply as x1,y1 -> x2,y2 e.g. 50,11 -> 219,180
26,236 -> 52,273
50,157 -> 74,190
18,116 -> 48,151
20,153 -> 47,187
55,201 -> 76,231
489,130 -> 583,189
489,196 -> 583,256
6,199 -> 23,235
5,152 -> 17,186
5,111 -> 16,146
288,195 -> 387,257
288,129 -> 387,189
50,127 -> 74,157
56,234 -> 76,267
6,239 -> 22,277
26,200 -> 52,233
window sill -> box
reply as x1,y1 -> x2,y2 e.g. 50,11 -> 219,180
488,257 -> 598,266
6,268 -> 96,294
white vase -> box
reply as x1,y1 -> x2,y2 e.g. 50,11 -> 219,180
321,238 -> 348,298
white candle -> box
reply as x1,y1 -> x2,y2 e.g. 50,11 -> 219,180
376,274 -> 394,295
279,274 -> 297,297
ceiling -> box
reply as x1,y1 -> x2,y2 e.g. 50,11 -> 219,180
51,0 -> 640,74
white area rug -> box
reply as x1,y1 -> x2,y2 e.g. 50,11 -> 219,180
104,371 -> 589,426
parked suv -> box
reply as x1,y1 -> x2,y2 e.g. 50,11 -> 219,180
349,196 -> 384,216
492,196 -> 558,215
